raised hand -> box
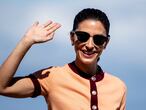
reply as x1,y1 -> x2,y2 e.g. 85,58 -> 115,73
24,20 -> 61,45
0,20 -> 61,97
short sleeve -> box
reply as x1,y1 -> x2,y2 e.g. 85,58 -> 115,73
27,74 -> 41,98
31,66 -> 54,97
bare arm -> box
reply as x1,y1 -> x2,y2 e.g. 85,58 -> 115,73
0,20 -> 61,98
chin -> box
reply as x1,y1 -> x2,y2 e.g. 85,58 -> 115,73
80,58 -> 97,65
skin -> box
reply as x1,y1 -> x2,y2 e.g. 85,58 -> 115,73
70,19 -> 109,75
0,20 -> 61,97
0,19 -> 109,98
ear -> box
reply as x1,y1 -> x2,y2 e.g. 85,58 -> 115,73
70,32 -> 75,46
103,38 -> 110,49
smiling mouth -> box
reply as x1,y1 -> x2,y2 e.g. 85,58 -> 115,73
81,50 -> 96,58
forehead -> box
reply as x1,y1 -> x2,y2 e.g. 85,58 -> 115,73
76,19 -> 106,35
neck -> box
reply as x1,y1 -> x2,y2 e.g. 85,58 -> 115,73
75,60 -> 98,75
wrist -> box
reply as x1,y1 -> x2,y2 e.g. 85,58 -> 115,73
21,36 -> 34,47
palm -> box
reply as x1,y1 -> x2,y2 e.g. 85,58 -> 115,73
25,21 -> 61,44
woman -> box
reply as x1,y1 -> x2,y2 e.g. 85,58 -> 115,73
0,8 -> 126,110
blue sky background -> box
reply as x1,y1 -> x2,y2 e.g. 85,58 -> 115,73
0,0 -> 146,110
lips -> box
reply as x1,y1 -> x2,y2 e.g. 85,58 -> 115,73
81,50 -> 96,58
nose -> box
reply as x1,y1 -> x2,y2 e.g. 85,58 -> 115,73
85,37 -> 94,50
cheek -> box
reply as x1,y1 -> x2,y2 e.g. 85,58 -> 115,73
75,43 -> 85,53
74,41 -> 83,51
95,46 -> 104,55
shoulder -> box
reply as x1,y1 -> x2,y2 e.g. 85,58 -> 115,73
104,72 -> 127,92
33,64 -> 69,78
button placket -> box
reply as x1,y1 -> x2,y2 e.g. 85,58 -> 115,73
90,76 -> 98,110
70,62 -> 105,110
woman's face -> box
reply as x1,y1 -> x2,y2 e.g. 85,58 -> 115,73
71,19 -> 109,66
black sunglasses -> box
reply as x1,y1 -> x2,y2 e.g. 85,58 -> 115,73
72,31 -> 110,46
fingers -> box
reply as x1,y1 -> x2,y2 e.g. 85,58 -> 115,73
33,20 -> 61,30
44,23 -> 61,41
43,20 -> 52,28
45,22 -> 60,30
46,23 -> 61,36
32,21 -> 39,27
30,20 -> 61,43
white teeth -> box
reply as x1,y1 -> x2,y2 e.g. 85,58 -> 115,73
83,51 -> 94,55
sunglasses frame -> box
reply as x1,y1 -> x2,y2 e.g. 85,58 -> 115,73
71,31 -> 110,46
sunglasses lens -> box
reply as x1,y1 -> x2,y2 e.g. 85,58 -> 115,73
75,32 -> 89,42
74,31 -> 108,46
94,35 -> 108,45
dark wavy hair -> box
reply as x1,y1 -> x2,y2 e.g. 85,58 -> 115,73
72,8 -> 110,35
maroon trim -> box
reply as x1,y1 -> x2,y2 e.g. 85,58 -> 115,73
26,74 -> 41,98
90,78 -> 98,110
68,61 -> 104,81
68,61 -> 104,110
